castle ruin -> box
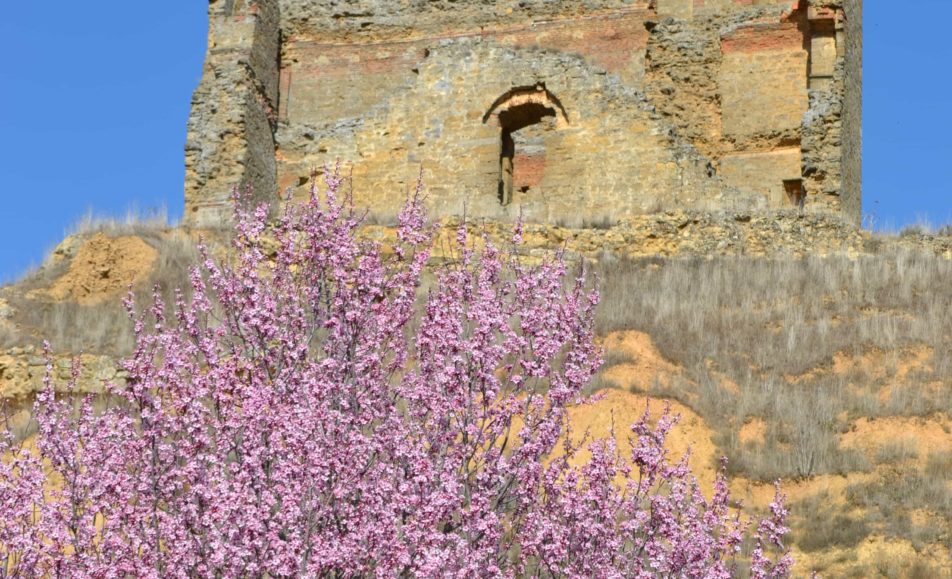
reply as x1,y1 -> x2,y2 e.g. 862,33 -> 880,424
184,0 -> 862,228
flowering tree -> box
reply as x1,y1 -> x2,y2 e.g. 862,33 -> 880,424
1,174 -> 792,577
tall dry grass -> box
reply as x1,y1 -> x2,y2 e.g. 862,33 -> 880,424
597,249 -> 952,476
5,229 -> 200,356
0,323 -> 17,349
68,205 -> 172,238
596,249 -> 952,562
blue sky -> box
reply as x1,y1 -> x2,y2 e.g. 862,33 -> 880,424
0,4 -> 206,282
864,0 -> 952,230
0,3 -> 949,280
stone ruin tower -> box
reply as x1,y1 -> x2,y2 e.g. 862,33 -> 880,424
184,0 -> 861,229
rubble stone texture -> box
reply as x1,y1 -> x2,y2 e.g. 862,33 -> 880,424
185,0 -> 861,228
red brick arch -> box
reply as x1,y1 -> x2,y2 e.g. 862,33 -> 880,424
484,85 -> 567,205
482,84 -> 569,129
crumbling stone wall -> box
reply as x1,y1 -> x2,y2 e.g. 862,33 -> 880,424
184,0 -> 280,228
184,0 -> 862,228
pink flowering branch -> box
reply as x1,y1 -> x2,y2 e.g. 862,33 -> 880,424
0,171 -> 791,577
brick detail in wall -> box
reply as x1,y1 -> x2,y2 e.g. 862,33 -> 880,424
184,0 -> 861,229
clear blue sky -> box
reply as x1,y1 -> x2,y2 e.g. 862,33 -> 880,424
0,4 -> 206,282
0,3 -> 949,280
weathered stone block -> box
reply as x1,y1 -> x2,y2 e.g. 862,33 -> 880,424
657,0 -> 693,20
720,38 -> 808,138
810,34 -> 837,77
720,148 -> 803,207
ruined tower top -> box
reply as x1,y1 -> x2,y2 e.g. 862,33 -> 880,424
184,0 -> 861,229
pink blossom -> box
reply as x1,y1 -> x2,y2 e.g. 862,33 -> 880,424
0,172 -> 791,577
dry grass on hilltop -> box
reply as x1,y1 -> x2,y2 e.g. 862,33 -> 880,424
593,249 -> 952,576
1,221 -> 202,356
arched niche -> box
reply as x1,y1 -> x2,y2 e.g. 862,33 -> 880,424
483,85 -> 568,205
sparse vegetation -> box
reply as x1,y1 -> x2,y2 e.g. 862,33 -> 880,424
17,300 -> 132,354
874,438 -> 919,465
597,249 -> 952,426
596,250 -> 952,568
793,492 -> 870,553
2,226 -> 200,355
846,470 -> 952,548
924,449 -> 952,479
600,348 -> 635,367
597,250 -> 952,378
900,224 -> 927,238
582,373 -> 624,395
68,205 -> 172,237
0,322 -> 17,349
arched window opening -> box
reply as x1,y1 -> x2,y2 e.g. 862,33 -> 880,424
484,85 -> 568,205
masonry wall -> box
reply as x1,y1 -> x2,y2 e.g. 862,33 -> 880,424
184,0 -> 280,228
275,15 -> 747,224
184,0 -> 862,228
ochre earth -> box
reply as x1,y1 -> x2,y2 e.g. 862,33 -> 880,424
42,233 -> 158,304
